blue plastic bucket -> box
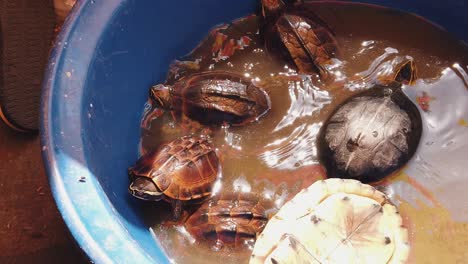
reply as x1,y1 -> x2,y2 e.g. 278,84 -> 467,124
40,0 -> 467,263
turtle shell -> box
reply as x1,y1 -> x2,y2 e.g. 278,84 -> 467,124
129,135 -> 219,202
185,191 -> 277,249
168,71 -> 271,126
250,179 -> 410,264
317,82 -> 422,183
262,1 -> 339,78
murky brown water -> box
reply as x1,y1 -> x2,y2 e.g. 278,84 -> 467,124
136,2 -> 468,263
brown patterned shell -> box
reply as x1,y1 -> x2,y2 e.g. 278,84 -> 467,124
129,135 -> 219,201
185,192 -> 277,249
262,0 -> 339,79
169,71 -> 271,126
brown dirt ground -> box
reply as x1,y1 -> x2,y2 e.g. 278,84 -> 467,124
0,121 -> 87,263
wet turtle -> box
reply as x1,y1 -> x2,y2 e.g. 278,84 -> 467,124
128,135 -> 220,219
185,191 -> 278,250
150,71 -> 271,126
317,58 -> 422,183
250,178 -> 410,264
261,0 -> 339,79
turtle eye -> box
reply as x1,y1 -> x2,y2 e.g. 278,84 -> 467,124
129,177 -> 163,201
150,85 -> 170,108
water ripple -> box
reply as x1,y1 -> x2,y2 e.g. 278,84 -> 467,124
260,123 -> 322,170
274,76 -> 331,132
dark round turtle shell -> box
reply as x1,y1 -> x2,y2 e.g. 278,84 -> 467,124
185,191 -> 276,249
171,71 -> 271,126
317,82 -> 422,183
262,0 -> 338,78
129,135 -> 219,201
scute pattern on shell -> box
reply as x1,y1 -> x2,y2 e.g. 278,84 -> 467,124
262,1 -> 339,78
250,179 -> 410,264
318,84 -> 422,183
130,135 -> 219,201
274,14 -> 338,76
185,192 -> 277,249
172,71 -> 271,126
326,97 -> 410,173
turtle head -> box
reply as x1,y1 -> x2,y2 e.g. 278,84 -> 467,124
150,84 -> 172,109
376,56 -> 417,86
261,0 -> 286,20
129,176 -> 163,201
393,57 -> 417,85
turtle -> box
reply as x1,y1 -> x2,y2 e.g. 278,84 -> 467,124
250,178 -> 410,264
317,57 -> 422,183
150,71 -> 271,127
260,0 -> 339,79
184,191 -> 278,251
128,135 -> 220,219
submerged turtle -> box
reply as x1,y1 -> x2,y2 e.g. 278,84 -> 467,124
250,179 -> 410,264
128,135 -> 220,219
185,191 -> 278,250
150,71 -> 271,126
261,0 -> 339,79
317,58 -> 422,183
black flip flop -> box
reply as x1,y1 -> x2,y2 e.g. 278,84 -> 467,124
0,0 -> 56,132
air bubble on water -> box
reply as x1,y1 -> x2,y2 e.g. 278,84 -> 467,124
372,131 -> 378,137
168,121 -> 176,129
244,62 -> 254,71
224,131 -> 242,150
212,240 -> 224,251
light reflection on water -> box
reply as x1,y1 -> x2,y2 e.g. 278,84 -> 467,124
136,5 -> 468,262
273,75 -> 331,131
260,123 -> 322,170
387,66 -> 468,221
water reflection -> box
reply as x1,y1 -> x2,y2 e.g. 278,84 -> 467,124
274,76 -> 331,131
260,123 -> 322,170
385,66 -> 468,219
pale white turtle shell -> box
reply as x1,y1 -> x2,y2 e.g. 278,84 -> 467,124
250,179 -> 409,264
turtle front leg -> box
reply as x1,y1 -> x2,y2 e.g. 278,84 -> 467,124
160,200 -> 185,227
161,200 -> 193,228
171,199 -> 183,221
